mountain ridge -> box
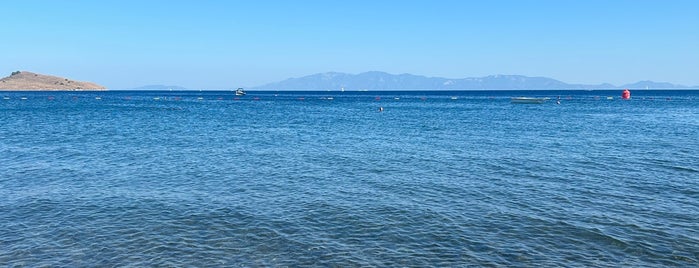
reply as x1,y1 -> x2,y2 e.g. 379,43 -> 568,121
254,71 -> 696,90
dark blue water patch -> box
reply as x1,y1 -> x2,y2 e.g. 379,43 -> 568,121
1,90 -> 698,266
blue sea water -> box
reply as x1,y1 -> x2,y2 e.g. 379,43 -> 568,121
1,90 -> 698,267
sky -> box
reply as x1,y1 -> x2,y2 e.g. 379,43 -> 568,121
1,0 -> 697,89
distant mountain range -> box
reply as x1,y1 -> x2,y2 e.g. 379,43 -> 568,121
254,71 -> 697,90
132,85 -> 187,90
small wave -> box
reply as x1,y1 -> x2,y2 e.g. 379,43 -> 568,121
670,165 -> 699,173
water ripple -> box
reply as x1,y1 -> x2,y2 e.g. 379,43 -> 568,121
1,90 -> 698,266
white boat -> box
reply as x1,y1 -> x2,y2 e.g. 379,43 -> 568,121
235,88 -> 246,96
511,97 -> 549,104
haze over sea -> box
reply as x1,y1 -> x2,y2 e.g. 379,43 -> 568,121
1,90 -> 698,266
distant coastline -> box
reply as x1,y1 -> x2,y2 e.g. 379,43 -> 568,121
0,71 -> 106,91
2,70 -> 697,91
253,71 -> 698,90
131,85 -> 187,90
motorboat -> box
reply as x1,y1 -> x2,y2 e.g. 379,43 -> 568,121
235,88 -> 246,96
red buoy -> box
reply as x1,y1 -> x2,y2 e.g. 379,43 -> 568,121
621,89 -> 631,100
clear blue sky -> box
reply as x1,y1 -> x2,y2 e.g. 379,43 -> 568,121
2,0 -> 697,89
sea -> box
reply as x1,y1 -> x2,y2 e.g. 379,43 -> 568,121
1,90 -> 697,267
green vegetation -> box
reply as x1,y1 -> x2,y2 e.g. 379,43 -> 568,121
11,71 -> 20,76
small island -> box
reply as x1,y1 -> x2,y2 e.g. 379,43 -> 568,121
0,71 -> 106,90
132,85 -> 187,90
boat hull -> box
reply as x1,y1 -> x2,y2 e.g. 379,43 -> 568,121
511,97 -> 548,104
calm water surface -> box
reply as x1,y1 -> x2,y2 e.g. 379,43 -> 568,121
1,90 -> 698,266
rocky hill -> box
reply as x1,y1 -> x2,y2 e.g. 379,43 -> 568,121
0,71 -> 106,90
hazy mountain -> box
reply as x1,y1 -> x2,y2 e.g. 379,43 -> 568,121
254,71 -> 692,90
0,71 -> 106,90
132,85 -> 187,90
620,80 -> 691,89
